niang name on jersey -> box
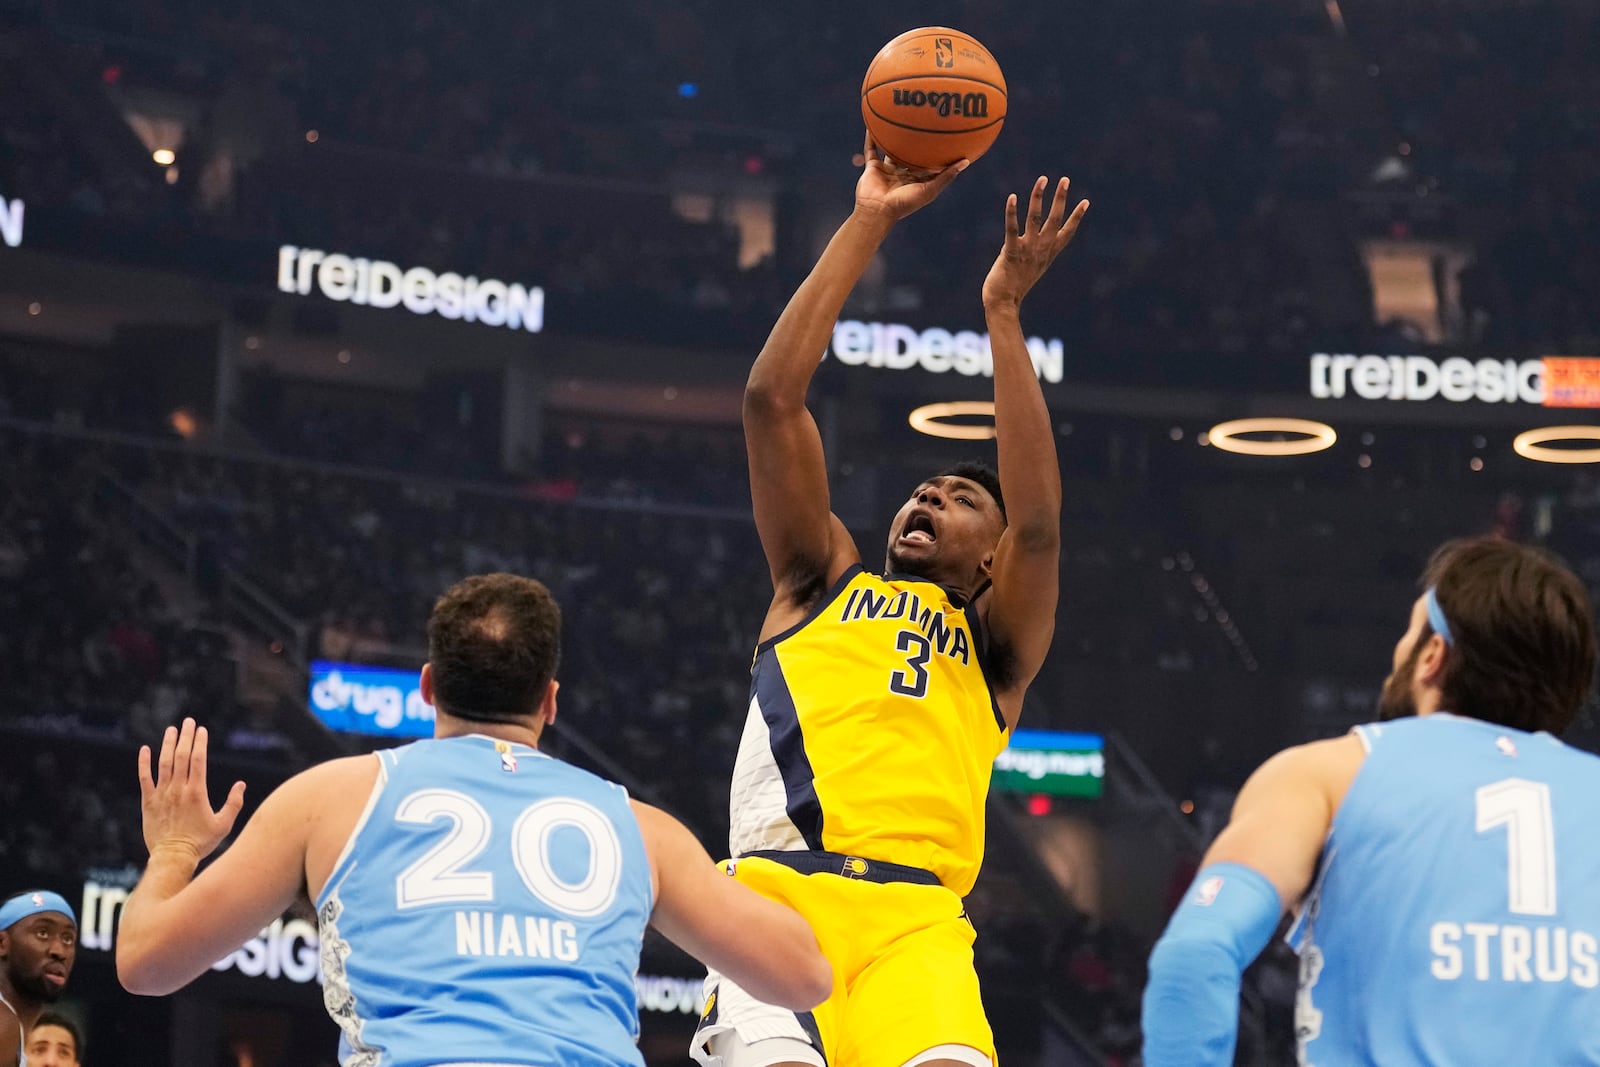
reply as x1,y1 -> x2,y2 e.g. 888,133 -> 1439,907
839,587 -> 971,665
455,912 -> 580,961
1430,921 -> 1599,987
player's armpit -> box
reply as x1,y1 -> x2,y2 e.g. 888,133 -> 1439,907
631,800 -> 832,1011
979,521 -> 1060,727
119,758 -> 364,996
1203,735 -> 1367,910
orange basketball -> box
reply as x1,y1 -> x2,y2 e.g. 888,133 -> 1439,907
860,27 -> 1007,171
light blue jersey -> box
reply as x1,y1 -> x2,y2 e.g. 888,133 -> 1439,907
1291,714 -> 1600,1066
314,735 -> 654,1067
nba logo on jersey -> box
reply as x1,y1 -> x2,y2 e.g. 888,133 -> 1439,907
494,740 -> 519,773
1495,735 -> 1518,758
1194,876 -> 1224,907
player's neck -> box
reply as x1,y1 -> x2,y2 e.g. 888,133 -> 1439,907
0,976 -> 40,1024
434,718 -> 545,749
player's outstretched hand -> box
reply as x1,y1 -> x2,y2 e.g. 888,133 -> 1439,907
854,130 -> 967,222
137,716 -> 246,865
982,176 -> 1088,311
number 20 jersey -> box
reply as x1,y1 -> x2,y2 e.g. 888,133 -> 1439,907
728,565 -> 1009,896
1290,714 -> 1600,1066
315,735 -> 653,1067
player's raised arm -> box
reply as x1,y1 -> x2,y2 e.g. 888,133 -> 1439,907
630,800 -> 832,1011
979,177 -> 1086,727
1141,735 -> 1365,1067
118,719 -> 367,995
745,134 -> 965,612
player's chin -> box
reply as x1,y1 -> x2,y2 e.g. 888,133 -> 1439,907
887,546 -> 938,575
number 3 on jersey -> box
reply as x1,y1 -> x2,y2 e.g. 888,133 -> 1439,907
890,628 -> 932,698
394,789 -> 624,918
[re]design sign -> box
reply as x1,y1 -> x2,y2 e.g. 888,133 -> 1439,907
278,246 -> 544,332
0,193 -> 23,249
1308,353 -> 1600,407
831,320 -> 1065,383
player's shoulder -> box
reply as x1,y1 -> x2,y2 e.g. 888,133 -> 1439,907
1260,733 -> 1367,776
1241,734 -> 1367,809
275,752 -> 384,811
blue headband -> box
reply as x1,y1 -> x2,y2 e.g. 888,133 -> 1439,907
0,891 -> 76,931
1425,587 -> 1455,647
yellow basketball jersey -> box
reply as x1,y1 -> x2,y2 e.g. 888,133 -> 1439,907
727,565 -> 1008,896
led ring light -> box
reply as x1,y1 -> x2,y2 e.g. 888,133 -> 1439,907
1513,426 -> 1600,464
1207,417 -> 1337,456
909,401 -> 997,441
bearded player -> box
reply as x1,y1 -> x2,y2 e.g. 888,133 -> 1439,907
1143,537 -> 1600,1065
692,134 -> 1087,1067
0,891 -> 78,1067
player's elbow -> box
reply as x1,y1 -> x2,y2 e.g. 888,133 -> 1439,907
760,934 -> 834,1011
1008,518 -> 1061,555
743,376 -> 805,421
792,939 -> 835,1009
117,942 -> 177,997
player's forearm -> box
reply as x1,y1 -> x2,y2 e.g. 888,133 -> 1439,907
117,846 -> 202,995
746,210 -> 893,410
1141,863 -> 1282,1067
985,302 -> 1061,544
1141,935 -> 1245,1067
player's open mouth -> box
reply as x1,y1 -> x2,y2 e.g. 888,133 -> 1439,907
900,514 -> 937,544
42,969 -> 66,988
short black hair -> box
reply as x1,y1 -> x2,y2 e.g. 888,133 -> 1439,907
935,462 -> 1005,522
32,1011 -> 81,1057
426,574 -> 562,724
1424,538 -> 1596,735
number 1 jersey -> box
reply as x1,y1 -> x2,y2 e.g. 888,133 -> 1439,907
315,735 -> 653,1067
728,565 -> 1010,896
1291,714 -> 1600,1065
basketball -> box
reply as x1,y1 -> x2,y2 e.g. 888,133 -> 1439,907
860,27 -> 1008,171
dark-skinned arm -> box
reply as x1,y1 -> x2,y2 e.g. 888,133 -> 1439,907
746,135 -> 965,628
980,177 -> 1088,728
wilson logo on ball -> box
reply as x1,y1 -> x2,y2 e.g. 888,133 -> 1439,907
890,89 -> 991,118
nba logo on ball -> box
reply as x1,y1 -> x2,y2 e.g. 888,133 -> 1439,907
1195,876 -> 1225,907
861,26 -> 1008,171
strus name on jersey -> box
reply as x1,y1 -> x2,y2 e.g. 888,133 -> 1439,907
455,912 -> 580,962
839,586 -> 971,665
1430,922 -> 1599,987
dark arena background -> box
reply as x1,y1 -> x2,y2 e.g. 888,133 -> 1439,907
3,0 -> 1599,1064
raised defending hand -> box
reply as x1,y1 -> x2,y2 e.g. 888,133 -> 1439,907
982,176 -> 1089,310
138,717 -> 246,864
854,130 -> 968,222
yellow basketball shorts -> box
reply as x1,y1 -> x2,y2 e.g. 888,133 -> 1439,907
691,853 -> 995,1067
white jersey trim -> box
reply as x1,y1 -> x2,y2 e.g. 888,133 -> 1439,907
316,753 -> 389,906
727,694 -> 806,858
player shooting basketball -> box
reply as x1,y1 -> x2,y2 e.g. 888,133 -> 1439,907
691,135 -> 1087,1067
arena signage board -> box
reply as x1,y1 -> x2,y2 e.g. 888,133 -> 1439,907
277,246 -> 544,332
992,730 -> 1105,798
1306,353 -> 1600,407
309,660 -> 434,737
830,320 -> 1065,383
0,193 -> 23,248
